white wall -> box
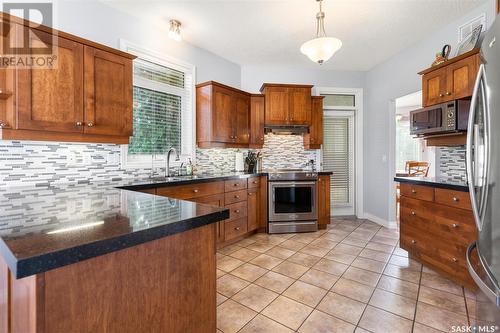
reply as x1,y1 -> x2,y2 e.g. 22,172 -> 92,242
241,65 -> 365,93
363,0 -> 496,224
54,0 -> 241,87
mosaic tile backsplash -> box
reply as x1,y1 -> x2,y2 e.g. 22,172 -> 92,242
438,146 -> 467,182
0,134 -> 319,187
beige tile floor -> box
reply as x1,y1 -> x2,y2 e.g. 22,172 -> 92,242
216,218 -> 476,333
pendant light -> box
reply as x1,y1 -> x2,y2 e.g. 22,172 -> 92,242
300,0 -> 342,64
168,19 -> 182,42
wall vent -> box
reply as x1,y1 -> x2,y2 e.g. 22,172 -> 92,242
458,14 -> 486,42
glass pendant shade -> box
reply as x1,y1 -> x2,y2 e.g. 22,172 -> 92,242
300,37 -> 342,64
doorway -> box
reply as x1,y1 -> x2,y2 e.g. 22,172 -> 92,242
319,90 -> 360,217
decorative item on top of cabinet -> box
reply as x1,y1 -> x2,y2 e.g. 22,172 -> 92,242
0,13 -> 136,144
317,175 -> 331,229
196,81 -> 250,148
304,96 -> 324,149
249,94 -> 265,148
260,83 -> 313,126
419,48 -> 480,107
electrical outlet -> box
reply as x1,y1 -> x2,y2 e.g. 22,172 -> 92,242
67,152 -> 77,166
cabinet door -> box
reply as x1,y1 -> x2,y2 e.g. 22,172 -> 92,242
17,28 -> 84,133
304,97 -> 323,149
259,177 -> 268,230
189,193 -> 225,244
422,68 -> 446,107
317,175 -> 331,228
249,95 -> 265,148
211,85 -> 234,143
234,92 -> 249,144
247,188 -> 259,232
84,46 -> 133,137
0,22 -> 16,130
288,87 -> 311,125
446,54 -> 480,101
264,86 -> 289,124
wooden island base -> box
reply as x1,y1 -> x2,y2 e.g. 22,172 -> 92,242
0,224 -> 217,333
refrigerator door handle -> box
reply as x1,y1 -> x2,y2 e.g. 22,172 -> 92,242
466,241 -> 500,307
466,64 -> 485,231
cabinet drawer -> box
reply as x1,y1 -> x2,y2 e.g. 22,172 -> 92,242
226,201 -> 247,221
225,179 -> 247,192
189,193 -> 225,207
156,181 -> 224,199
248,177 -> 260,189
435,188 -> 472,211
400,183 -> 434,201
224,189 -> 247,205
224,217 -> 248,241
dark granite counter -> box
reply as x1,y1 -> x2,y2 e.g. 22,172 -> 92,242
394,176 -> 469,192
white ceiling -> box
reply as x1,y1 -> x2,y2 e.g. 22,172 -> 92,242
101,0 -> 488,71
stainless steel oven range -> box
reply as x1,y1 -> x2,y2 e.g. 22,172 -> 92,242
268,170 -> 318,234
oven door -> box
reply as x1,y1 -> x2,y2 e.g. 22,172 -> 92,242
269,181 -> 317,222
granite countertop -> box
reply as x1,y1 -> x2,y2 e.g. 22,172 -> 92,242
394,176 -> 469,192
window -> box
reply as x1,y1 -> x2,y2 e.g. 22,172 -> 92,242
120,41 -> 195,168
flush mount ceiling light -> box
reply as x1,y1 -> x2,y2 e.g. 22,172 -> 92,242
300,0 -> 342,64
168,19 -> 182,42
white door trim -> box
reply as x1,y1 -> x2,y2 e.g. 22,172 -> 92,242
314,87 -> 364,219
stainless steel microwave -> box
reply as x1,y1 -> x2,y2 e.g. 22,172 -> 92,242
410,99 -> 471,136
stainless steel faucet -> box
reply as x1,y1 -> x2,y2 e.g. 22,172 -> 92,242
166,147 -> 180,177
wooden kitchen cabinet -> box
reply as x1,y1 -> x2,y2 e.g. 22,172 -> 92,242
249,94 -> 265,148
247,188 -> 259,232
420,49 -> 480,107
317,175 -> 331,229
304,96 -> 324,149
196,81 -> 250,148
83,46 -> 133,137
399,182 -> 477,288
0,13 -> 136,144
260,83 -> 313,125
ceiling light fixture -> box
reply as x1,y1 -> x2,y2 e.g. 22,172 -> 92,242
168,19 -> 182,42
300,0 -> 342,65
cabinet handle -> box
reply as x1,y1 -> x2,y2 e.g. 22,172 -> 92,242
248,192 -> 253,196
193,189 -> 199,193
234,195 -> 240,199
76,121 -> 83,127
446,92 -> 452,96
452,197 -> 459,202
452,223 -> 458,228
411,240 -> 416,244
235,227 -> 240,231
253,181 -> 258,184
439,93 -> 444,97
234,183 -> 239,187
411,189 -> 416,194
0,121 -> 8,128
411,211 -> 416,216
452,257 -> 458,262
87,122 -> 94,127
235,209 -> 240,213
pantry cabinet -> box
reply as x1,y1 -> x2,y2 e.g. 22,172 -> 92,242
420,49 -> 480,107
0,13 -> 136,143
304,96 -> 324,149
260,83 -> 313,125
196,81 -> 250,148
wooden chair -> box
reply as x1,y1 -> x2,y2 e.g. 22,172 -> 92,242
406,161 -> 430,177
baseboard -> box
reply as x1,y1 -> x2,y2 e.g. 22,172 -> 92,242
360,213 -> 398,229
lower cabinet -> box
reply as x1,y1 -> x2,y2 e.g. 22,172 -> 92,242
154,176 -> 267,245
317,175 -> 331,229
399,183 -> 477,288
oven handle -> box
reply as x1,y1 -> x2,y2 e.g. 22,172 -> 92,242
270,182 -> 317,187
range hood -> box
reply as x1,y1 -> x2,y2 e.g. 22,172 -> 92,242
264,125 -> 309,135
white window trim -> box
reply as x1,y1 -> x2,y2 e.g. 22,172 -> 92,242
314,87 -> 364,219
118,39 -> 196,170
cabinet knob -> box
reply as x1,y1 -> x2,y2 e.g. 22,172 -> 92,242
411,189 -> 416,194
446,92 -> 452,96
0,121 -> 8,128
260,137 -> 264,141
234,195 -> 240,199
235,209 -> 240,213
87,122 -> 94,127
234,183 -> 239,187
193,189 -> 199,193
411,211 -> 416,216
248,192 -> 253,196
452,197 -> 459,202
76,121 -> 83,127
411,240 -> 416,244
439,93 -> 444,97
452,223 -> 458,228
452,257 -> 458,262
253,181 -> 258,184
235,227 -> 240,231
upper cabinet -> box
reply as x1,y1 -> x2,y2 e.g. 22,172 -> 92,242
0,13 -> 135,144
260,83 -> 313,125
196,81 -> 250,148
420,49 -> 480,107
303,96 -> 324,149
249,94 -> 265,148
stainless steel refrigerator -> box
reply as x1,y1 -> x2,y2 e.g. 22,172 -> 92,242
466,14 -> 500,330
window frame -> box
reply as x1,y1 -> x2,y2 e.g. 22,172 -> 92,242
119,39 -> 196,169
